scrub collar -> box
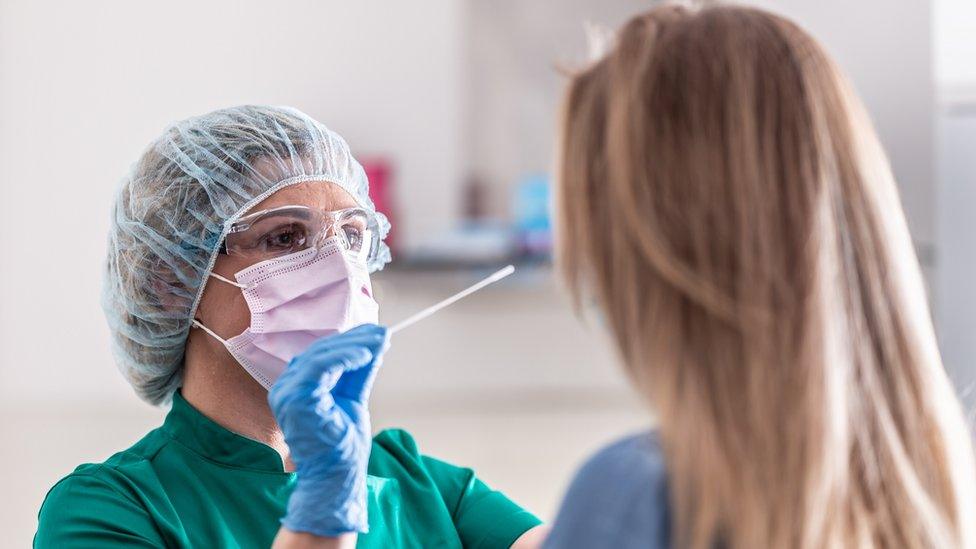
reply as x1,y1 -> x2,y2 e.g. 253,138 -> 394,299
162,391 -> 291,474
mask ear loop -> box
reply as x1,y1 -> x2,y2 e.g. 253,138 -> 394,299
190,271 -> 251,346
191,319 -> 230,346
209,272 -> 249,289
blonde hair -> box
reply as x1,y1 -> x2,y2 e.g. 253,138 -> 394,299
557,4 -> 976,548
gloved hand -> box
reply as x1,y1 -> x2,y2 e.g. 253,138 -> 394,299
268,323 -> 390,537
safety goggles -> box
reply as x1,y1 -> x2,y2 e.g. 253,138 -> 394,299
219,205 -> 378,263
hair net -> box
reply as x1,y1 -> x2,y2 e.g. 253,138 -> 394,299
103,105 -> 391,405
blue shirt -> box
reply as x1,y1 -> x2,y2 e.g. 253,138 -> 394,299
544,431 -> 670,549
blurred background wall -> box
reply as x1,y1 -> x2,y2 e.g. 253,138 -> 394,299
1,0 -> 973,545
936,0 -> 976,406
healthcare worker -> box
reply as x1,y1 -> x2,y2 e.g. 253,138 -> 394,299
540,4 -> 976,549
34,106 -> 545,548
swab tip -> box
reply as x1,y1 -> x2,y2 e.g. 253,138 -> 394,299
490,264 -> 516,281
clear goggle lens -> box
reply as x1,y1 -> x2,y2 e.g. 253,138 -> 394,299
222,205 -> 377,263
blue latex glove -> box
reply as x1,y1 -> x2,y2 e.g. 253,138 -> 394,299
268,323 -> 390,537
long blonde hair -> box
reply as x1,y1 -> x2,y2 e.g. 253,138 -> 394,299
556,4 -> 976,548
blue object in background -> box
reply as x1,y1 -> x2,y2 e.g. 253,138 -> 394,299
513,174 -> 552,257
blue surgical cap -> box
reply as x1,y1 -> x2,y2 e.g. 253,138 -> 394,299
103,105 -> 391,405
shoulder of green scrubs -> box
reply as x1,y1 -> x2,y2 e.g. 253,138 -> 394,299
35,392 -> 541,549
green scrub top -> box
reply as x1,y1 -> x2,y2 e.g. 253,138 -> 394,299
34,392 -> 540,548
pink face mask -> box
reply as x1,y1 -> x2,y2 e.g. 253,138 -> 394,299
192,237 -> 379,389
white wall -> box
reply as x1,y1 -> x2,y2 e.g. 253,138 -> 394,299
934,0 -> 976,408
935,0 -> 976,92
0,0 -> 464,407
934,0 -> 976,403
938,107 -> 976,407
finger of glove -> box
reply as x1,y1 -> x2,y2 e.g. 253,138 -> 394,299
308,324 -> 386,350
298,324 -> 386,358
277,331 -> 384,386
275,390 -> 356,461
296,326 -> 388,389
269,347 -> 373,412
332,329 -> 390,403
332,357 -> 380,404
339,325 -> 389,362
288,346 -> 374,389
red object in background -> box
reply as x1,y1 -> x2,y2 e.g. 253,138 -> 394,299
361,157 -> 397,253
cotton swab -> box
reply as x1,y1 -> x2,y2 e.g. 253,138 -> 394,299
389,265 -> 516,335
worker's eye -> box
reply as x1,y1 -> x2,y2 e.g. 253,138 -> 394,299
260,223 -> 309,252
336,214 -> 368,252
342,225 -> 363,251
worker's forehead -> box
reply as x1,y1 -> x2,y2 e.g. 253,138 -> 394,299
249,181 -> 358,212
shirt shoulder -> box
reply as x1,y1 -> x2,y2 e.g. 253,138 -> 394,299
368,428 -> 542,548
42,425 -> 171,497
34,428 -> 173,547
105,426 -> 172,465
35,465 -> 165,547
368,428 -> 425,476
543,431 -> 671,549
371,427 -> 420,456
